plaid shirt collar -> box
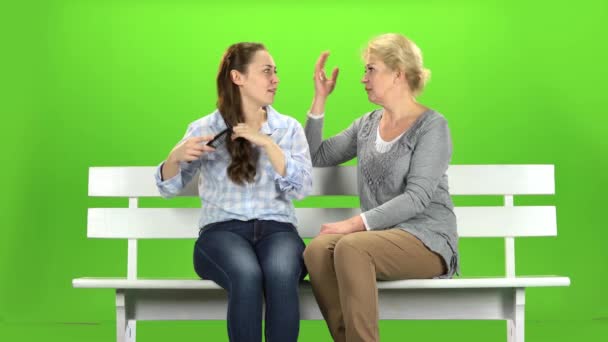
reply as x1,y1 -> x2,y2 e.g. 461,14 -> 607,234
210,105 -> 288,135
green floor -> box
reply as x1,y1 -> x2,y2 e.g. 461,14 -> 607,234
1,319 -> 606,341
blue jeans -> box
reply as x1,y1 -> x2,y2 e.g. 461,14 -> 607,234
193,219 -> 306,342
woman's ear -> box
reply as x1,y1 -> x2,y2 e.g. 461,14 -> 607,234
230,70 -> 244,85
394,69 -> 407,85
393,70 -> 401,84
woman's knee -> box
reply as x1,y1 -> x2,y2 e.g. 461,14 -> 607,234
262,253 -> 304,284
333,233 -> 371,264
303,234 -> 341,267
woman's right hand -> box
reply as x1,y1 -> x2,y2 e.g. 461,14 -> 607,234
167,135 -> 215,164
313,51 -> 339,100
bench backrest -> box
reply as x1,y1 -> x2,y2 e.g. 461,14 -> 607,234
87,165 -> 556,279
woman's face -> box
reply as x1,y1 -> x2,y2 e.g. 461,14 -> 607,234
361,55 -> 398,105
236,50 -> 279,107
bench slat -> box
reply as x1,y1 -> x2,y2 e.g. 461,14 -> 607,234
72,277 -> 569,321
73,276 -> 570,289
447,164 -> 554,195
75,279 -> 567,320
88,165 -> 554,197
88,206 -> 556,239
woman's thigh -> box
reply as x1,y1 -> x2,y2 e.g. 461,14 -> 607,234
194,229 -> 262,289
255,223 -> 307,282
335,229 -> 445,280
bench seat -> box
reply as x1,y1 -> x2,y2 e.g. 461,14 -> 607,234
73,276 -> 570,290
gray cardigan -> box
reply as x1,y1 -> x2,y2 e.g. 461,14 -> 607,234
305,109 -> 459,278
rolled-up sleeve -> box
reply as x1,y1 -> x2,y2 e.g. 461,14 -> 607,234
154,123 -> 203,198
272,122 -> 313,200
154,160 -> 200,198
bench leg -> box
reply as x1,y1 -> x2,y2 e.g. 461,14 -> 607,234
116,290 -> 136,342
127,320 -> 136,342
116,290 -> 126,342
507,288 -> 525,342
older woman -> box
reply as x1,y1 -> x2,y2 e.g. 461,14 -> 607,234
303,33 -> 459,342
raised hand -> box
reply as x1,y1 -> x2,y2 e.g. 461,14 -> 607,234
313,51 -> 339,99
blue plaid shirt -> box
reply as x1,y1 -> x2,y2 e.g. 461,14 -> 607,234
155,106 -> 313,230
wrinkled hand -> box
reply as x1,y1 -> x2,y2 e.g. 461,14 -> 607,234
231,123 -> 272,147
313,51 -> 339,99
319,215 -> 365,235
168,136 -> 215,163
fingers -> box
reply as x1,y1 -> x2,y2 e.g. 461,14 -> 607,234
319,225 -> 330,235
189,141 -> 211,152
183,146 -> 214,162
317,71 -> 327,82
314,51 -> 330,72
186,143 -> 215,158
184,151 -> 203,161
320,224 -> 331,232
313,53 -> 339,87
191,141 -> 216,152
231,123 -> 252,138
232,124 -> 247,133
188,145 -> 206,153
231,130 -> 247,141
330,67 -> 340,82
200,145 -> 216,153
180,135 -> 216,161
193,135 -> 213,143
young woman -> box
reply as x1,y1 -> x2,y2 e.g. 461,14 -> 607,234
155,42 -> 312,342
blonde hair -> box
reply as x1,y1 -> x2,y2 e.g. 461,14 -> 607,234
364,33 -> 431,95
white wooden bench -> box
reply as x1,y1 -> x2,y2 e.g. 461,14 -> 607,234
73,165 -> 570,342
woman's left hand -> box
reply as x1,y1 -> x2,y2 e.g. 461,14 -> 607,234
319,215 -> 365,235
232,123 -> 272,147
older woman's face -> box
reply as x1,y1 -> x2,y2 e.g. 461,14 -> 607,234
360,55 -> 397,105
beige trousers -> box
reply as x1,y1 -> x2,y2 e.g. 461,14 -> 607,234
303,229 -> 446,342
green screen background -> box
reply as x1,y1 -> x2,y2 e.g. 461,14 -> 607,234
2,0 -> 606,340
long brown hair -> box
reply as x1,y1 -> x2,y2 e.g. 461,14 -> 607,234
216,42 -> 266,185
